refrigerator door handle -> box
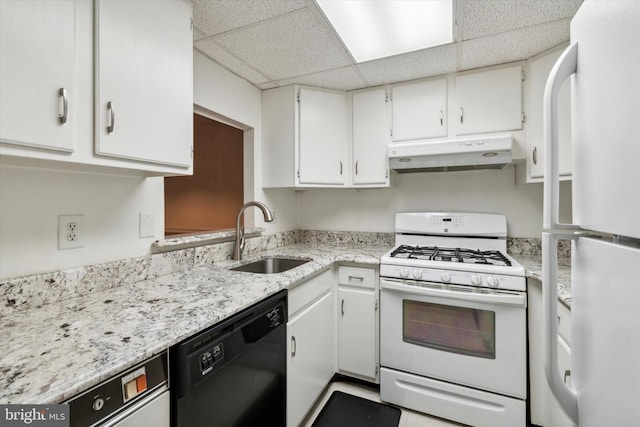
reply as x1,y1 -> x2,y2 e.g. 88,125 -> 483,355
543,42 -> 580,232
542,232 -> 578,423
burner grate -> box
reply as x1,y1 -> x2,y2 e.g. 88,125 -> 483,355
390,245 -> 512,267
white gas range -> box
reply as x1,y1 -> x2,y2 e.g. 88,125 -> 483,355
379,212 -> 527,427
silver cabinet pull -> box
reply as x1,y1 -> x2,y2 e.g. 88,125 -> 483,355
533,146 -> 538,165
58,88 -> 68,124
291,336 -> 296,357
564,369 -> 571,384
107,101 -> 115,133
339,161 -> 343,175
355,161 -> 359,175
341,299 -> 345,316
348,275 -> 364,282
440,110 -> 443,126
460,107 -> 464,124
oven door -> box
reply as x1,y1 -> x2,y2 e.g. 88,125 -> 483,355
380,278 -> 527,398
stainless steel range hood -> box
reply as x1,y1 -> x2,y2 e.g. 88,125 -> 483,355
388,135 -> 513,173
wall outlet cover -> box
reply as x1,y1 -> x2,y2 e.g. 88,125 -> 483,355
139,213 -> 155,238
58,214 -> 84,250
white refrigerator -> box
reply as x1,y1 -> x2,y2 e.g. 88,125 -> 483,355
542,1 -> 640,426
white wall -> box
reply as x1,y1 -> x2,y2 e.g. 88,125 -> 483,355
193,51 -> 297,233
297,167 -> 572,238
0,165 -> 164,279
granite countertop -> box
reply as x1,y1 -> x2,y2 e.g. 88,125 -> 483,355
0,243 -> 571,405
511,253 -> 572,307
0,244 -> 389,405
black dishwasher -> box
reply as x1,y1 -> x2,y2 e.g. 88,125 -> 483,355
170,290 -> 287,427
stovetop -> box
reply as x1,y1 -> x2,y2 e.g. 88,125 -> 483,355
389,245 -> 513,267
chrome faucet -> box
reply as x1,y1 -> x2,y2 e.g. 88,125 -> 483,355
232,201 -> 274,260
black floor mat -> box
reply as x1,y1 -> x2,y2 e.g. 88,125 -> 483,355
311,391 -> 401,427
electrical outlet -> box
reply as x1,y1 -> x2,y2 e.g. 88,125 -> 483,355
58,214 -> 84,250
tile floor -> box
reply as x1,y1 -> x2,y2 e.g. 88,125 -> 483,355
300,379 -> 465,427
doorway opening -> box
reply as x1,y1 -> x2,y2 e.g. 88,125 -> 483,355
164,114 -> 244,236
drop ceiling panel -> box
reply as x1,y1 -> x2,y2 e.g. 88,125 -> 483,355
192,0 -> 307,36
462,0 -> 582,40
193,26 -> 207,42
214,9 -> 352,81
194,39 -> 272,85
357,44 -> 457,87
274,66 -> 368,91
459,19 -> 571,70
189,0 -> 582,91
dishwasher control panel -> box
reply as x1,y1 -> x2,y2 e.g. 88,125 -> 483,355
65,351 -> 168,427
200,343 -> 224,375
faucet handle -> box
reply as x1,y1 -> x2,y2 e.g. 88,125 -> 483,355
239,225 -> 246,251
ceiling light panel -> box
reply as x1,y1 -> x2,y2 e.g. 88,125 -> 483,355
316,0 -> 454,63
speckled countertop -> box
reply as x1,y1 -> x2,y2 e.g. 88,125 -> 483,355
511,254 -> 572,307
0,244 -> 388,405
0,243 -> 570,405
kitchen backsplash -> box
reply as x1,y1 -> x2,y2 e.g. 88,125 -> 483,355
0,231 -> 561,315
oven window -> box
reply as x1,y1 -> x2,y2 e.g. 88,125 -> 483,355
403,300 -> 496,359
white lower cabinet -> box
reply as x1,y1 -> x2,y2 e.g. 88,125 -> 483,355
528,278 -> 574,427
336,266 -> 379,382
287,270 -> 334,427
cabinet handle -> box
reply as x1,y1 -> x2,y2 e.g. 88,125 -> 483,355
341,299 -> 345,316
533,147 -> 538,165
348,275 -> 364,282
58,88 -> 68,125
355,161 -> 358,175
339,161 -> 343,175
107,101 -> 115,133
460,107 -> 464,124
291,336 -> 296,357
440,110 -> 443,126
564,369 -> 571,384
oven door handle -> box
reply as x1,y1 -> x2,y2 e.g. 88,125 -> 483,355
381,279 -> 527,307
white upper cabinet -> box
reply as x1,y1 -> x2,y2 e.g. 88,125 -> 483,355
0,0 -> 79,152
298,87 -> 347,185
525,46 -> 572,181
351,88 -> 389,187
94,0 -> 193,168
262,85 -> 348,188
455,65 -> 524,136
391,78 -> 447,141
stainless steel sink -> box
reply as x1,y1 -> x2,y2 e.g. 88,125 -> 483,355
229,257 -> 310,274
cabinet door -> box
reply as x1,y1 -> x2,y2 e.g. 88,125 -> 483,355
527,47 -> 572,179
287,291 -> 334,427
0,0 -> 78,152
455,65 -> 523,135
95,0 -> 192,168
298,88 -> 346,185
338,287 -> 377,380
352,89 -> 389,186
547,336 -> 573,427
391,79 -> 447,141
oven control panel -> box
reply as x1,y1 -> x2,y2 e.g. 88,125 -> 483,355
381,264 -> 526,292
430,215 -> 464,230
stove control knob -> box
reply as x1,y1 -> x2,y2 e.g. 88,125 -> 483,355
440,272 -> 451,283
399,268 -> 410,278
487,276 -> 499,287
471,275 -> 482,286
412,269 -> 423,279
